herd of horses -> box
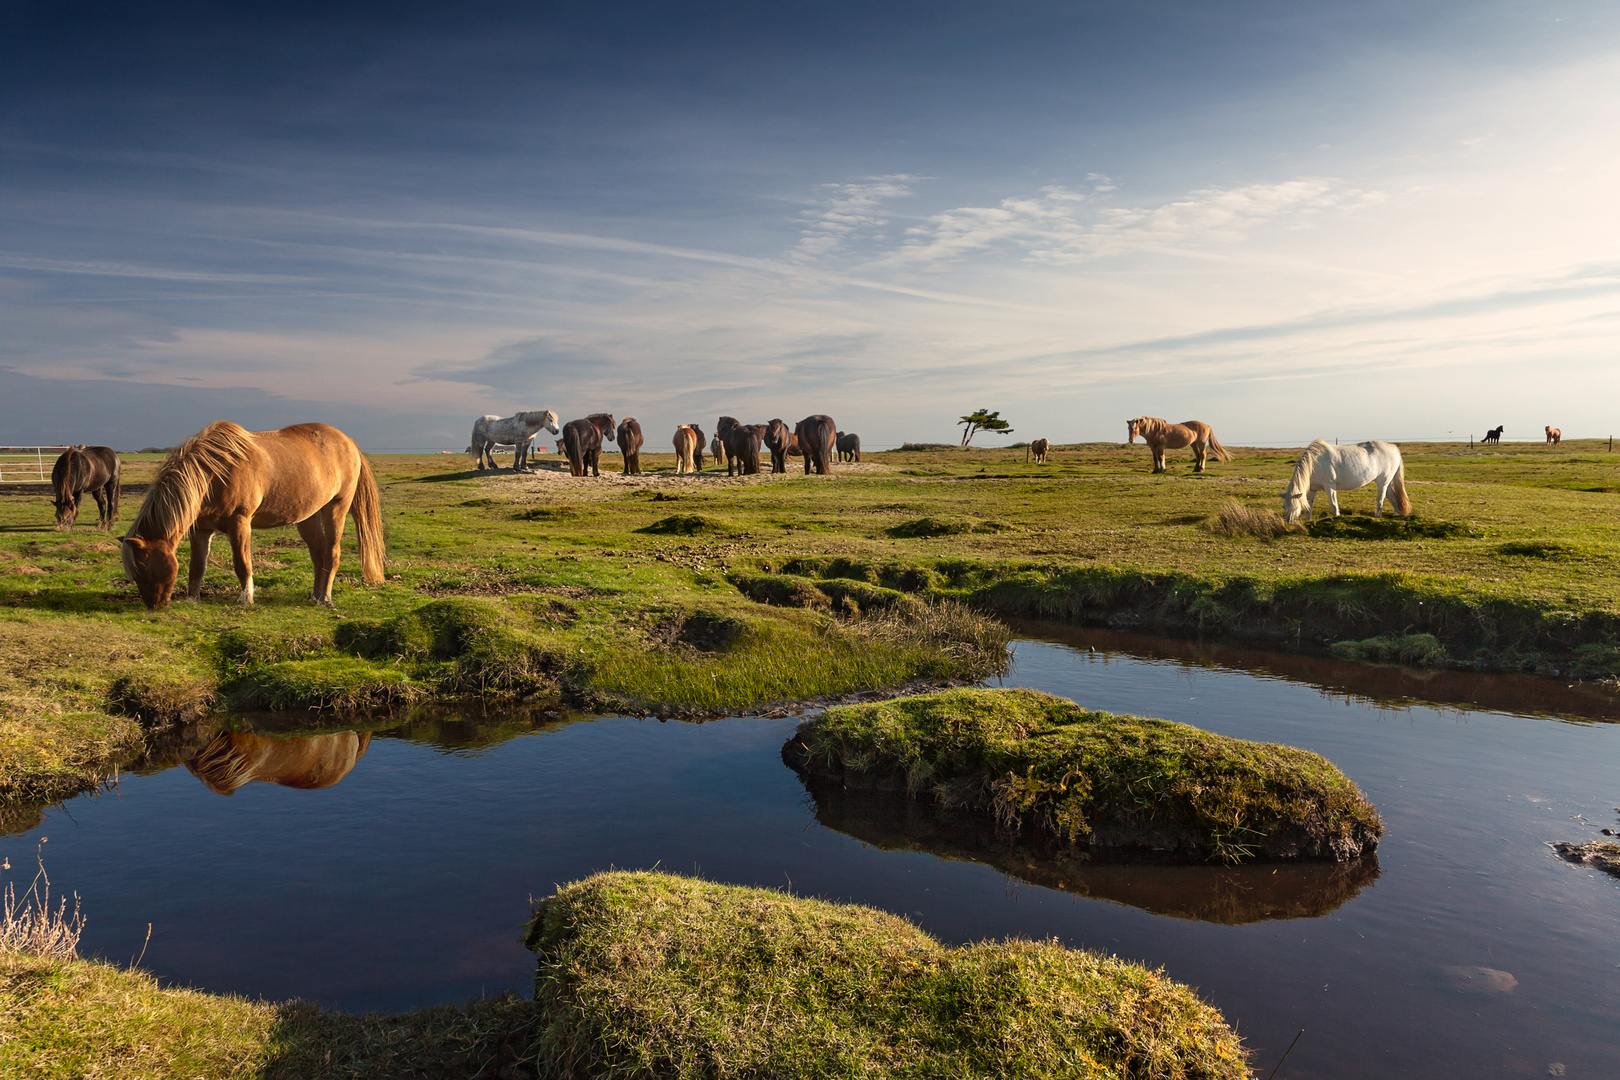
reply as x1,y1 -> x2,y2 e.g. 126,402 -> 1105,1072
34,414 -> 1566,612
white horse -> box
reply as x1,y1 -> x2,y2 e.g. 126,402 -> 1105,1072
1280,440 -> 1410,522
470,410 -> 560,472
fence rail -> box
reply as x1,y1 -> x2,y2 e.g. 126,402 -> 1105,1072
0,447 -> 69,483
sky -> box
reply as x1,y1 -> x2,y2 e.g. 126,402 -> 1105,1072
3,0 -> 1619,451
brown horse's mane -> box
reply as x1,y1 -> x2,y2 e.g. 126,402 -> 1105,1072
585,413 -> 614,434
133,421 -> 257,540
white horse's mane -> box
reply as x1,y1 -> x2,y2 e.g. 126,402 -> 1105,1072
1284,439 -> 1333,497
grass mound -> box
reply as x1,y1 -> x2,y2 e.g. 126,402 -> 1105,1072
1204,499 -> 1298,539
524,871 -> 1248,1080
730,572 -> 831,609
216,627 -> 334,674
887,516 -> 1009,538
1497,540 -> 1581,560
224,657 -> 418,711
335,598 -> 570,697
789,688 -> 1381,862
1307,515 -> 1480,540
1329,632 -> 1449,666
635,514 -> 730,535
513,505 -> 580,521
106,667 -> 217,727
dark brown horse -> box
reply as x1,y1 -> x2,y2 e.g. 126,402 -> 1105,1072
562,413 -> 615,477
724,424 -> 763,475
835,431 -> 861,463
1027,437 -> 1050,464
616,417 -> 644,475
186,731 -> 371,795
688,424 -> 707,471
762,419 -> 794,473
795,415 -> 837,475
121,421 -> 385,610
51,445 -> 120,529
713,416 -> 740,473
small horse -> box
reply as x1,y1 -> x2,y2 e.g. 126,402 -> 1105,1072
470,410 -> 560,472
796,415 -> 837,475
835,431 -> 862,463
562,414 -> 615,477
725,424 -> 763,476
187,731 -> 371,796
763,419 -> 794,473
617,418 -> 645,474
121,421 -> 385,610
50,445 -> 120,529
673,425 -> 701,474
1026,438 -> 1049,464
1545,426 -> 1562,446
709,434 -> 725,469
1280,440 -> 1410,522
1127,417 -> 1231,473
1482,425 -> 1504,445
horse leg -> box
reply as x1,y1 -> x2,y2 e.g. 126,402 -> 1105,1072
1152,445 -> 1166,473
90,487 -> 110,528
186,526 -> 214,600
1304,491 -> 1318,522
1373,479 -> 1389,518
1327,489 -> 1341,517
298,503 -> 344,605
1193,441 -> 1207,473
221,517 -> 255,604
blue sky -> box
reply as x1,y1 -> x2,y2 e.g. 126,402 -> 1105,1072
3,0 -> 1618,449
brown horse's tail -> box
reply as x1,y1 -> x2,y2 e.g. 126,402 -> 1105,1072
1389,462 -> 1412,516
563,428 -> 585,477
108,453 -> 121,525
352,455 -> 386,584
1206,429 -> 1232,463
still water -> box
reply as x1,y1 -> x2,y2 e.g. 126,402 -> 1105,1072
7,629 -> 1619,1079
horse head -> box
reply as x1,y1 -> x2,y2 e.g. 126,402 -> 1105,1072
121,534 -> 180,610
1126,418 -> 1142,443
587,413 -> 615,439
52,491 -> 78,529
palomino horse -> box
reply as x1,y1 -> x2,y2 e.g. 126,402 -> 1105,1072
1482,425 -> 1504,445
121,421 -> 384,610
1545,426 -> 1562,446
1026,438 -> 1049,464
470,410 -> 560,472
186,731 -> 371,795
562,414 -> 615,477
50,445 -> 120,529
725,424 -> 763,476
617,418 -> 645,474
835,431 -> 862,463
795,415 -> 837,475
1280,440 -> 1410,522
672,425 -> 702,474
763,419 -> 794,473
1127,417 -> 1231,473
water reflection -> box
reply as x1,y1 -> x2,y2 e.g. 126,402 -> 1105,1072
804,781 -> 1379,924
185,732 -> 372,795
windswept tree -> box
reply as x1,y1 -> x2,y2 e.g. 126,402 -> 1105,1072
958,409 -> 1013,446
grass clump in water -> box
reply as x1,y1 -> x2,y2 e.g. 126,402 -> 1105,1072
524,870 -> 1249,1080
224,657 -> 419,711
789,687 -> 1381,862
1329,632 -> 1448,666
1203,499 -> 1298,539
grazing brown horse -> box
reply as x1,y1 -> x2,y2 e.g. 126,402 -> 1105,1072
617,418 -> 645,474
1127,417 -> 1231,474
724,424 -> 763,475
50,445 -> 120,529
121,421 -> 384,611
562,413 -> 615,477
1026,438 -> 1050,464
186,731 -> 371,795
672,425 -> 701,474
835,431 -> 862,463
795,415 -> 837,475
1545,426 -> 1562,446
762,419 -> 794,473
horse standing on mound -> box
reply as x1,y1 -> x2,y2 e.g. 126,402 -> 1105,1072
121,421 -> 385,611
1546,426 -> 1562,446
562,414 -> 615,477
50,445 -> 120,529
1280,439 -> 1410,522
617,418 -> 645,474
469,410 -> 560,472
1127,417 -> 1231,473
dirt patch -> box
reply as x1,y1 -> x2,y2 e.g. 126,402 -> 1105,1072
482,459 -> 894,502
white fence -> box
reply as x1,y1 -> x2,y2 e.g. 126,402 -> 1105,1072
0,447 -> 69,483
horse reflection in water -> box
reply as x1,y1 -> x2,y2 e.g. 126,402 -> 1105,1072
186,732 -> 371,796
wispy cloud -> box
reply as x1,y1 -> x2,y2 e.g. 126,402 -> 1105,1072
791,176 -> 917,261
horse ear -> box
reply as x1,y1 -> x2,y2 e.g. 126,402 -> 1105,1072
120,536 -> 147,553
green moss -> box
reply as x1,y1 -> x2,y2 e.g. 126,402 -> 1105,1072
224,657 -> 418,711
790,688 -> 1382,862
1329,633 -> 1448,666
523,871 -> 1248,1080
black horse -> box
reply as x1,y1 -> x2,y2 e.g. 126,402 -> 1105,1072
835,431 -> 861,463
51,445 -> 120,529
562,413 -> 615,477
1482,425 -> 1504,445
795,415 -> 837,475
616,417 -> 644,475
762,419 -> 793,473
724,424 -> 763,476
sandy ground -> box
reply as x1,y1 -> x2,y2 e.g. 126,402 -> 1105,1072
473,457 -> 894,500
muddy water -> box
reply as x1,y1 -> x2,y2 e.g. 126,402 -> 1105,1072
6,632 -> 1620,1079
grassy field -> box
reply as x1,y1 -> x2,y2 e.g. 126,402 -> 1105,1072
2,437 -> 1617,805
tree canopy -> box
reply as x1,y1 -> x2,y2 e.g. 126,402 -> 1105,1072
958,409 -> 1013,445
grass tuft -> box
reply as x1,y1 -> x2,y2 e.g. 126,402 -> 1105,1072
225,657 -> 418,711
1497,539 -> 1580,560
1306,515 -> 1480,541
887,516 -> 1009,538
1,853 -> 84,961
634,513 -> 731,535
106,667 -> 217,727
1203,499 -> 1298,539
1329,633 -> 1449,666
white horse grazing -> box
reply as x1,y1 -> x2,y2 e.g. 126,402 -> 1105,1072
1280,440 -> 1410,522
470,410 -> 560,472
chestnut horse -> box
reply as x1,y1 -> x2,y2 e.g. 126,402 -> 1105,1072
672,425 -> 701,474
617,417 -> 645,474
1545,426 -> 1562,446
835,431 -> 862,463
50,445 -> 120,529
762,419 -> 794,473
795,415 -> 837,475
725,424 -> 763,475
1026,438 -> 1050,464
187,731 -> 371,795
562,413 -> 615,477
1127,417 -> 1231,473
121,421 -> 384,611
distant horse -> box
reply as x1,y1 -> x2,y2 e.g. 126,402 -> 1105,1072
50,445 -> 120,529
796,415 -> 837,475
121,421 -> 384,610
1127,417 -> 1231,473
1280,440 -> 1410,522
725,424 -> 763,476
673,425 -> 701,474
617,418 -> 645,475
187,731 -> 371,796
1545,426 -> 1562,446
1482,426 -> 1504,445
763,419 -> 794,473
836,431 -> 862,463
562,414 -> 615,477
709,434 -> 725,470
470,410 -> 560,472
1026,438 -> 1050,464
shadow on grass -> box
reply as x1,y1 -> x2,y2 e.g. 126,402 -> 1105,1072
262,996 -> 543,1080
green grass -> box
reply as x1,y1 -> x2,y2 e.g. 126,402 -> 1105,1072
790,687 -> 1382,862
523,871 -> 1248,1080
